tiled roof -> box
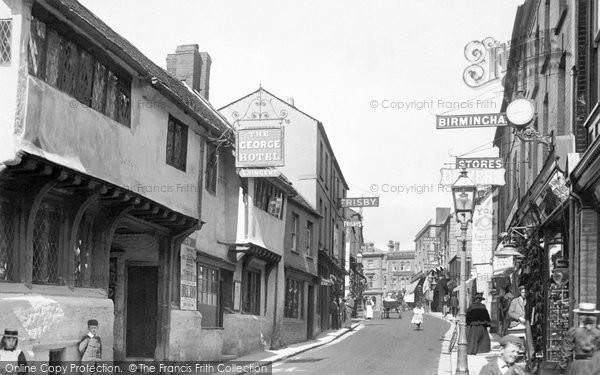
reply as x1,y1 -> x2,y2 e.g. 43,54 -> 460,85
48,0 -> 234,141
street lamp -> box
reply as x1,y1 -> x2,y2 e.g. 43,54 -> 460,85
452,170 -> 476,375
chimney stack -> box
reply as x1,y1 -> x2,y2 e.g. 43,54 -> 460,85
394,241 -> 400,252
388,240 -> 394,252
167,44 -> 211,100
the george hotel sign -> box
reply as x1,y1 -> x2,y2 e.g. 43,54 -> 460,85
236,127 -> 284,168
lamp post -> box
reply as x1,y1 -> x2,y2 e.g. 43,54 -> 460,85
451,170 -> 477,375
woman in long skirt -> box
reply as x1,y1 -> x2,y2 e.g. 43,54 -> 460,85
365,297 -> 374,320
412,304 -> 425,330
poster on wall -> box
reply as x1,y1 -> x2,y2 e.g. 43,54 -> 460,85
180,244 -> 197,310
471,193 -> 494,264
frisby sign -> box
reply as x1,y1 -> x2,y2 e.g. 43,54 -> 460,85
339,197 -> 379,207
436,113 -> 508,129
439,168 -> 506,186
456,157 -> 503,169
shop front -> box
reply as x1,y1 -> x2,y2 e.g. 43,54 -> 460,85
502,160 -> 570,374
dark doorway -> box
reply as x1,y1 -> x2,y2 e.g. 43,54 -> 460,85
126,266 -> 158,358
307,285 -> 314,340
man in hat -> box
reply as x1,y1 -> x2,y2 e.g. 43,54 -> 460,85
559,303 -> 600,375
478,335 -> 525,375
508,286 -> 527,329
0,329 -> 28,374
466,293 -> 492,354
78,319 -> 102,368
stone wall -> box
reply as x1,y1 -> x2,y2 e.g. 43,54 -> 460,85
0,292 -> 113,361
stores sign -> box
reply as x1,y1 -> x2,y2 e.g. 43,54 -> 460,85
236,127 -> 284,168
439,168 -> 506,186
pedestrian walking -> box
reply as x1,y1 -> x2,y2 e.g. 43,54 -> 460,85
559,303 -> 600,375
478,335 -> 525,375
466,293 -> 492,355
499,288 -> 514,336
508,286 -> 527,329
365,297 -> 374,320
450,293 -> 459,318
339,298 -> 348,327
79,319 -> 102,375
330,299 -> 339,329
411,303 -> 425,330
442,294 -> 450,317
0,329 -> 28,374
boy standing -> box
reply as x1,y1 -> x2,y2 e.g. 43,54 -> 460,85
79,320 -> 102,365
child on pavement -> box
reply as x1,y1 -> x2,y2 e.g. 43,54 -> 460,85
412,303 -> 425,330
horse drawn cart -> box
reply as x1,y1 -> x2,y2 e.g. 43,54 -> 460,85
381,299 -> 402,319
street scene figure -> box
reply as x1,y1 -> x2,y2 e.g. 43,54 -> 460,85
499,288 -> 514,336
478,335 -> 525,375
508,286 -> 527,329
442,294 -> 450,318
411,303 -> 425,330
0,329 -> 27,374
365,297 -> 374,320
559,303 -> 600,375
450,293 -> 459,318
78,319 -> 102,367
466,294 -> 491,355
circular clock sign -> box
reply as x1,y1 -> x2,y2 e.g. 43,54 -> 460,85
506,98 -> 535,126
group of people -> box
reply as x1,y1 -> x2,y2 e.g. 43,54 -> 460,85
0,319 -> 102,374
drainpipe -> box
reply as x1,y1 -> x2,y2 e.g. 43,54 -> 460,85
270,263 -> 280,349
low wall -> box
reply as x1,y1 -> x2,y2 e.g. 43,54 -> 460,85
0,292 -> 113,361
169,310 -> 223,360
222,313 -> 272,357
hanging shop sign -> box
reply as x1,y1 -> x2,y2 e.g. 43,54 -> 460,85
344,221 -> 363,227
534,170 -> 569,222
456,157 -> 503,169
436,113 -> 508,129
439,168 -> 506,186
236,127 -> 284,168
180,240 -> 197,311
339,197 -> 379,207
472,194 -> 494,265
423,237 -> 441,244
238,168 -> 281,178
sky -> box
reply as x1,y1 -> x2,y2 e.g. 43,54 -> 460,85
80,0 -> 525,251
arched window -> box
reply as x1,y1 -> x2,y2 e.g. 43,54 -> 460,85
400,262 -> 405,271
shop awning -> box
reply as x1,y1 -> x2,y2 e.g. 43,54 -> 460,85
405,279 -> 421,295
453,277 -> 475,293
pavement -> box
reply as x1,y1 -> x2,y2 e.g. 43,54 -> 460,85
431,312 -> 503,375
218,320 -> 362,374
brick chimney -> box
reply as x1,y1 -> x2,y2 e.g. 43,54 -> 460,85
166,44 -> 211,100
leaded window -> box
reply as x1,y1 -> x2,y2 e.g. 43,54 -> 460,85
242,269 -> 260,315
0,200 -> 15,281
74,214 -> 93,287
28,12 -> 131,126
284,278 -> 304,319
254,179 -> 284,219
32,201 -> 61,284
0,19 -> 11,64
166,115 -> 188,171
197,264 -> 218,306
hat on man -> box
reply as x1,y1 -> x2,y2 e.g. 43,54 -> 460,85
474,293 -> 485,301
500,335 -> 523,348
518,285 -> 526,291
573,303 -> 600,314
2,329 -> 18,338
87,319 -> 99,326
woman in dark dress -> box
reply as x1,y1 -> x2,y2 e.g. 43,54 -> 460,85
466,294 -> 492,355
